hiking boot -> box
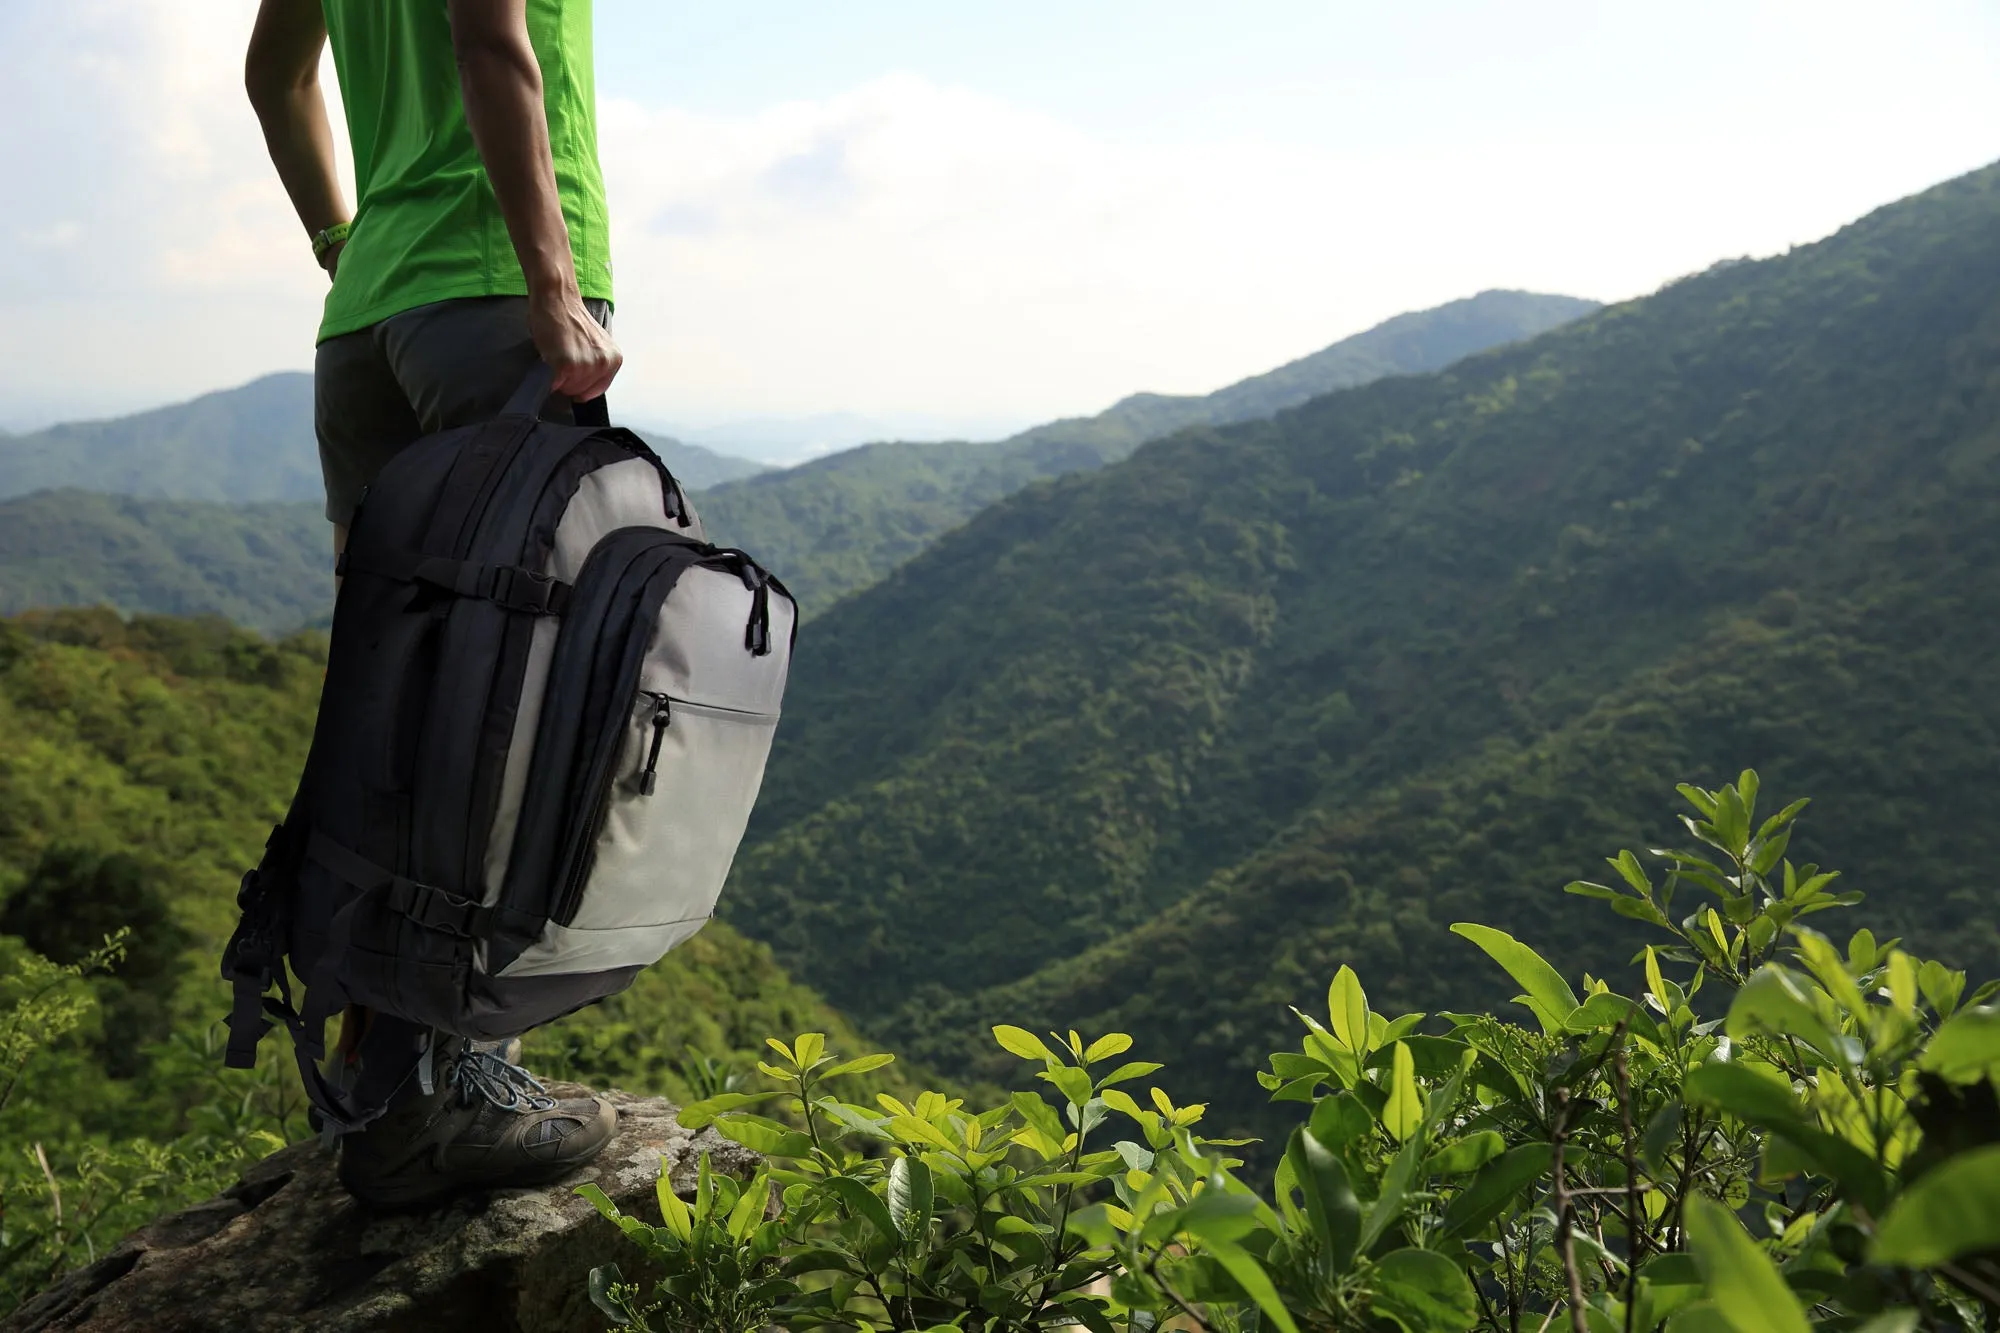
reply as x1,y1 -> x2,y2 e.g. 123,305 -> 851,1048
337,1033 -> 615,1209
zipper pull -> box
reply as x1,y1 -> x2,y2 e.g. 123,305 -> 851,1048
639,695 -> 671,795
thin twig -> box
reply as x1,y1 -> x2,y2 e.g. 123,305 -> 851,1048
1143,1252 -> 1215,1332
1499,1214 -> 1522,1333
1938,1259 -> 2000,1311
1551,1089 -> 1590,1333
1614,1028 -> 1644,1333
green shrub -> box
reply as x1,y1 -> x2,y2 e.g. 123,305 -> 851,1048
0,932 -> 299,1311
582,774 -> 2000,1330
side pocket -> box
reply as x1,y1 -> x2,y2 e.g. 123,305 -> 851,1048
559,693 -> 780,931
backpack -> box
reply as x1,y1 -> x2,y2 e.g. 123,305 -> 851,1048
221,369 -> 796,1130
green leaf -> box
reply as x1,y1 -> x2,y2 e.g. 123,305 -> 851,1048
1286,1127 -> 1360,1274
886,1155 -> 935,1241
1371,1247 -> 1480,1333
1920,1005 -> 2000,1082
820,1052 -> 896,1080
1665,1302 -> 1745,1333
587,1263 -> 631,1324
1425,1130 -> 1505,1177
1440,1143 -> 1552,1239
727,1169 -> 770,1243
1327,965 -> 1370,1054
1677,783 -> 1719,819
655,1169 -> 695,1242
1608,895 -> 1672,929
1793,929 -> 1866,1016
1849,1314 -> 1919,1333
1682,1061 -> 1803,1123
1918,960 -> 1965,1019
1082,1032 -> 1133,1063
713,1112 -> 816,1159
1637,1252 -> 1706,1328
676,1090 -> 782,1130
1382,1012 -> 1427,1044
576,1182 -> 622,1223
1565,991 -> 1639,1033
1380,1041 -> 1424,1142
1614,849 -> 1654,894
1566,880 -> 1625,904
1096,1060 -> 1165,1087
825,1174 -> 900,1245
1451,923 -> 1579,1031
1200,1237 -> 1299,1333
993,1025 -> 1058,1064
1042,1064 -> 1093,1105
1871,1142 -> 2000,1268
794,1032 -> 826,1069
1361,1131 -> 1428,1254
1684,1195 -> 1811,1333
1683,1063 -> 1887,1212
1724,965 -> 1855,1067
1100,1088 -> 1147,1124
1364,1035 -> 1472,1080
1012,1090 -> 1068,1144
1308,1091 -> 1373,1152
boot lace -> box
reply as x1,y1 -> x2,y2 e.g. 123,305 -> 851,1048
451,1044 -> 558,1113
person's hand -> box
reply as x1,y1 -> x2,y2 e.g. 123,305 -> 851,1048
529,289 -> 622,402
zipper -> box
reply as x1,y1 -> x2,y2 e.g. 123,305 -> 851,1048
634,691 -> 778,796
638,693 -> 672,795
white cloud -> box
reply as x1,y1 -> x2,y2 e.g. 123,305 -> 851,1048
0,1 -> 1995,429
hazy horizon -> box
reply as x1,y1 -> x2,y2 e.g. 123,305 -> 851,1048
2,2 -> 1996,429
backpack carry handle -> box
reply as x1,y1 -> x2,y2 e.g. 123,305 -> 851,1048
500,363 -> 609,428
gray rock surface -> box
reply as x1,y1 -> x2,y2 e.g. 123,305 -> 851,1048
5,1085 -> 758,1333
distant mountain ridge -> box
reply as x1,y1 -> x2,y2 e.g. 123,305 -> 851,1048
694,290 -> 1601,612
0,372 -> 768,502
0,490 -> 328,633
0,292 -> 1597,630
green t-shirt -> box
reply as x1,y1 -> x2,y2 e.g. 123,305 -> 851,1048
318,0 -> 613,342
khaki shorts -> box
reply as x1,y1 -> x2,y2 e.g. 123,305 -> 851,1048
314,296 -> 612,525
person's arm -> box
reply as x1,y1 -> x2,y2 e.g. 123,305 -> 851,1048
447,0 -> 622,402
245,0 -> 349,279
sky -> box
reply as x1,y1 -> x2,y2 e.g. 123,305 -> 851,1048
1,0 -> 1997,446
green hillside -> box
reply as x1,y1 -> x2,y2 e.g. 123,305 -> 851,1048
0,490 -> 331,632
724,161 -> 2000,1135
696,290 -> 1598,613
0,608 -> 867,1125
0,372 -> 765,502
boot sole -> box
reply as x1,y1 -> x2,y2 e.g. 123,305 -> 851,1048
341,1150 -> 605,1211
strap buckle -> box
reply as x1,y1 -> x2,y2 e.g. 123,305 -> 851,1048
486,564 -> 569,615
384,877 -> 489,938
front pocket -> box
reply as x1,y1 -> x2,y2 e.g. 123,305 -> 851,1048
556,690 -> 780,930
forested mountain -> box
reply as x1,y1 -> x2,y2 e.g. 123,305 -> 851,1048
0,491 -> 329,631
696,290 -> 1598,612
725,161 -> 2000,1135
0,372 -> 765,501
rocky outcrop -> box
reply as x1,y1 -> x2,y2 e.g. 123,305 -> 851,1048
5,1085 -> 757,1333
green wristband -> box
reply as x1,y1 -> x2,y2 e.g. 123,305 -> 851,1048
311,221 -> 352,265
